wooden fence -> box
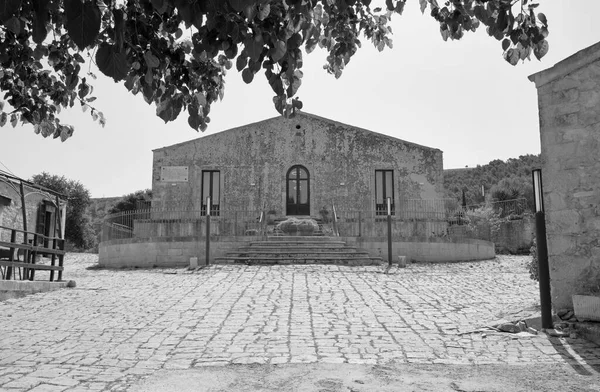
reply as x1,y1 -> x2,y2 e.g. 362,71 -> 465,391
0,225 -> 65,282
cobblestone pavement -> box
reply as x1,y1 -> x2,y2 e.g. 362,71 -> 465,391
1,254 -> 599,391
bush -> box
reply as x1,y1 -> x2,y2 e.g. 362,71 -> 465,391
528,235 -> 539,281
31,172 -> 96,251
276,217 -> 318,234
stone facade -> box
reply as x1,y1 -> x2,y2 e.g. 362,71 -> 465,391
0,174 -> 66,244
152,112 -> 444,216
529,42 -> 600,309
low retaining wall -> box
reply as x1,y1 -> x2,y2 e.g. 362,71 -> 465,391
99,236 -> 263,268
99,236 -> 495,268
0,281 -> 69,301
342,236 -> 495,263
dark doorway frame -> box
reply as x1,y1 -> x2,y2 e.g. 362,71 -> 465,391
286,165 -> 310,215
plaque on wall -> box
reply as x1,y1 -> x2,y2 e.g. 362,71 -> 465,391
160,166 -> 189,182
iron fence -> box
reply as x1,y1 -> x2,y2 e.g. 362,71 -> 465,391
465,198 -> 531,218
102,208 -> 265,242
101,199 -> 529,242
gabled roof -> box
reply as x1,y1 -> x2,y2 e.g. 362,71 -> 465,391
153,111 -> 441,153
529,41 -> 600,88
0,170 -> 66,199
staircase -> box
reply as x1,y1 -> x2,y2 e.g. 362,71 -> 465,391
214,236 -> 383,266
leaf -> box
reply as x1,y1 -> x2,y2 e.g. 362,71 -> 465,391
156,95 -> 182,123
287,33 -> 303,50
257,2 -> 270,20
538,12 -> 547,26
156,98 -> 173,123
440,27 -> 450,42
385,0 -> 393,11
60,125 -> 74,142
534,39 -> 548,60
0,0 -> 20,23
287,70 -> 302,97
151,0 -> 168,13
196,92 -> 207,107
32,0 -> 49,44
0,112 -> 6,127
270,40 -> 286,63
113,9 -> 125,51
419,0 -> 427,14
144,51 -> 160,68
65,0 -> 101,50
244,35 -> 263,62
502,38 -> 510,51
188,113 -> 202,130
4,15 -> 19,34
10,113 -> 17,127
504,48 -> 519,66
236,54 -> 248,72
228,0 -> 256,13
242,68 -> 254,84
96,43 -> 129,82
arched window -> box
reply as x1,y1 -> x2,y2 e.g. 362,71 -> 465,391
286,165 -> 310,215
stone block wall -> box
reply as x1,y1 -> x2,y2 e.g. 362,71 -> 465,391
529,42 -> 600,309
98,235 -> 495,268
0,181 -> 54,243
151,112 -> 444,215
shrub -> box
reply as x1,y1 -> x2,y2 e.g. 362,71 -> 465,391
528,235 -> 539,281
276,217 -> 318,234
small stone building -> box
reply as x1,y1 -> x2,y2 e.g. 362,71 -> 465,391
151,112 -> 444,217
0,172 -> 66,245
529,42 -> 600,309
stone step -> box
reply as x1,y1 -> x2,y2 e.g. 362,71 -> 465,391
243,243 -> 349,249
225,251 -> 371,259
214,236 -> 381,266
265,236 -> 339,241
213,256 -> 383,266
232,248 -> 359,254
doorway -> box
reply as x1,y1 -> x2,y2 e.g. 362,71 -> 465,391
286,165 -> 310,215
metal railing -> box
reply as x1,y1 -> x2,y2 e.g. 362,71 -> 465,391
465,198 -> 531,218
102,208 -> 265,242
101,198 -> 528,242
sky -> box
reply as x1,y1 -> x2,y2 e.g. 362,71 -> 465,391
2,1 -> 600,198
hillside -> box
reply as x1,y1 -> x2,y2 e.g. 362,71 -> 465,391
444,154 -> 542,205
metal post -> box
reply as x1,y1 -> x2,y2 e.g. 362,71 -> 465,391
387,197 -> 392,267
358,211 -> 362,237
205,197 -> 210,266
19,182 -> 27,245
532,169 -> 553,329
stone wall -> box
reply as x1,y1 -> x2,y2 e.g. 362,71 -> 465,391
529,42 -> 600,309
151,112 -> 444,215
98,235 -> 495,268
0,181 -> 57,243
449,217 -> 534,254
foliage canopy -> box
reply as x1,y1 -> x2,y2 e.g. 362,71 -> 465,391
108,188 -> 152,213
0,0 -> 549,140
444,154 -> 541,205
30,171 -> 96,250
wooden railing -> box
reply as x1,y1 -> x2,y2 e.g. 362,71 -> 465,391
0,225 -> 65,282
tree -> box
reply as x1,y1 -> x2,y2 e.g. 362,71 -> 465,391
108,189 -> 152,214
0,0 -> 549,140
31,172 -> 96,250
490,175 -> 533,205
444,154 -> 541,205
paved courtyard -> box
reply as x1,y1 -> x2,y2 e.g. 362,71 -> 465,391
1,254 -> 599,391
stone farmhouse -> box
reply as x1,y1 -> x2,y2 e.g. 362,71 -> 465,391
529,42 -> 600,310
99,113 -> 496,268
151,112 -> 444,217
